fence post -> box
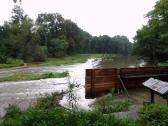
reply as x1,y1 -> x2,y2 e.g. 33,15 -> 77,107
90,69 -> 93,98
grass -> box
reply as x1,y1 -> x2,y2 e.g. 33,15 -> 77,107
1,89 -> 168,126
139,104 -> 168,126
0,54 -> 102,68
32,54 -> 102,66
159,61 -> 168,66
0,59 -> 24,69
93,93 -> 131,114
0,92 -> 138,126
2,91 -> 168,126
0,72 -> 69,82
34,92 -> 64,110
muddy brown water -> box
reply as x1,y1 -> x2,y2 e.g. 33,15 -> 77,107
96,55 -> 147,68
0,56 -> 148,119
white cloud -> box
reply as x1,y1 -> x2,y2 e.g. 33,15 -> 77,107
0,0 -> 157,41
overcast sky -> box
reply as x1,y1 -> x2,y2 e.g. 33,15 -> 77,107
0,0 -> 157,42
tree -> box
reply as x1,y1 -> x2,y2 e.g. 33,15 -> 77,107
36,13 -> 65,46
4,5 -> 46,62
48,37 -> 68,57
133,0 -> 168,61
11,5 -> 25,24
2,4 -> 133,62
89,35 -> 132,55
13,0 -> 21,3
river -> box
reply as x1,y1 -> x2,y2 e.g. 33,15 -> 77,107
0,56 -> 146,118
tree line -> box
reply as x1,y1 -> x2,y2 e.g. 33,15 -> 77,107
133,0 -> 168,62
0,5 -> 132,63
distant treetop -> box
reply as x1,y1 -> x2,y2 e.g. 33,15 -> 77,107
13,0 -> 21,3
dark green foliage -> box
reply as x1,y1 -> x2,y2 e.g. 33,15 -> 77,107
139,104 -> 168,126
1,105 -> 22,126
32,46 -> 47,62
0,6 -> 47,63
13,0 -> 21,3
0,92 -> 139,126
90,35 -> 132,55
94,90 -> 130,114
134,0 -> 168,62
41,72 -> 69,79
48,38 -> 68,57
0,26 -> 9,63
0,107 -> 138,126
0,43 -> 8,63
0,59 -> 24,68
0,5 -> 132,66
0,53 -> 8,64
4,105 -> 22,119
35,92 -> 64,110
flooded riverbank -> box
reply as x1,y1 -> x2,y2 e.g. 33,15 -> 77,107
0,59 -> 99,118
0,56 -> 147,118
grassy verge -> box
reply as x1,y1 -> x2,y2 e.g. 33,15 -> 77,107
32,54 -> 103,66
0,54 -> 103,68
159,61 -> 168,66
0,92 -> 138,126
0,59 -> 24,69
1,90 -> 168,126
93,90 -> 131,114
0,72 -> 69,82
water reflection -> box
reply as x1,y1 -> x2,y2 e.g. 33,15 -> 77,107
96,55 -> 147,68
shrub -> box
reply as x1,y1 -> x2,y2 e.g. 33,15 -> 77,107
0,44 -> 8,63
94,89 -> 131,114
0,58 -> 24,68
32,46 -> 46,62
0,54 -> 8,64
0,94 -> 138,126
35,92 -> 63,110
1,105 -> 22,126
48,38 -> 68,58
139,104 -> 168,126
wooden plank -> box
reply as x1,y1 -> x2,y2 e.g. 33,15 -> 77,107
93,77 -> 117,84
93,68 -> 117,76
85,76 -> 92,84
93,82 -> 117,86
86,69 -> 92,76
85,87 -> 92,98
85,67 -> 168,98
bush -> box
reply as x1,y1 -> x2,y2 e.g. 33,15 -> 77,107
1,105 -> 22,126
0,54 -> 8,64
48,38 -> 68,58
0,59 -> 24,68
94,90 -> 131,114
0,44 -> 8,63
35,92 -> 63,110
32,46 -> 46,62
0,92 -> 138,126
0,108 -> 138,126
139,104 -> 168,126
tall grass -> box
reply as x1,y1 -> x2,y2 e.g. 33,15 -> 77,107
0,59 -> 24,69
139,104 -> 168,126
93,89 -> 131,114
0,72 -> 69,82
0,54 -> 102,68
0,105 -> 138,126
37,54 -> 103,66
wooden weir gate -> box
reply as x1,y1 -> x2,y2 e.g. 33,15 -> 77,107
85,67 -> 168,98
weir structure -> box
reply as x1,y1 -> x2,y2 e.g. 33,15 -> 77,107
85,67 -> 168,98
